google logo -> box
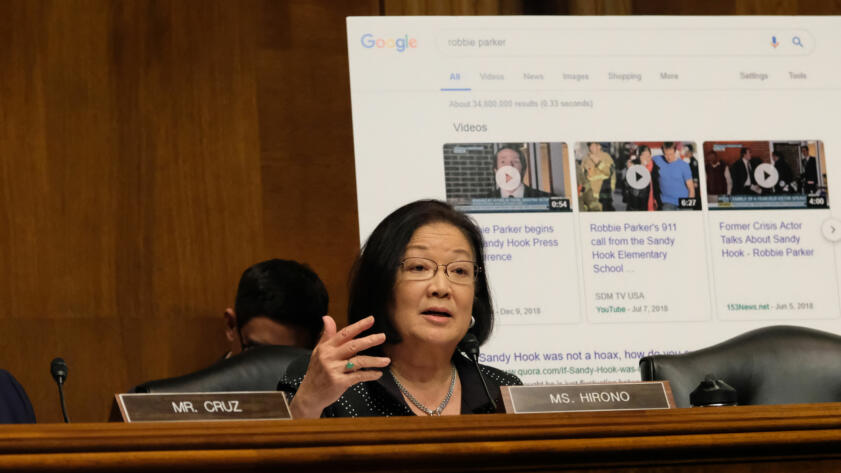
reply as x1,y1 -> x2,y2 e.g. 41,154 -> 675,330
360,33 -> 418,52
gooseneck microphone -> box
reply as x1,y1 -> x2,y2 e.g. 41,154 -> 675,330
50,357 -> 70,423
458,333 -> 497,411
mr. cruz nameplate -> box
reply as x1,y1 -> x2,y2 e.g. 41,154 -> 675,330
501,382 -> 675,414
115,391 -> 292,422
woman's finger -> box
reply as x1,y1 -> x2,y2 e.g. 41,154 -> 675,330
336,332 -> 387,359
327,315 -> 376,347
317,315 -> 337,345
341,355 -> 391,372
347,369 -> 384,385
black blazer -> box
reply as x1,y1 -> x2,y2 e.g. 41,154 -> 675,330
728,159 -> 755,194
0,369 -> 35,424
279,351 -> 522,417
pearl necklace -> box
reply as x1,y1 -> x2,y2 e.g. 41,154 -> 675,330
390,364 -> 456,416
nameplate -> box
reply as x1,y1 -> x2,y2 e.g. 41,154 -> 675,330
115,391 -> 292,422
501,381 -> 675,414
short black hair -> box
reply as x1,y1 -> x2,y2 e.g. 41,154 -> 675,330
494,145 -> 527,172
663,142 -> 676,151
234,259 -> 327,348
740,147 -> 751,158
637,145 -> 651,156
348,200 -> 494,354
685,143 -> 695,152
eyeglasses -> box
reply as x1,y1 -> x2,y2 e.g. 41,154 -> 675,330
398,257 -> 481,285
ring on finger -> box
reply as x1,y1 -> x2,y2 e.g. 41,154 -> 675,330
344,360 -> 356,372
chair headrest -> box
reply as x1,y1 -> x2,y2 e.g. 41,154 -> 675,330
133,345 -> 311,393
639,325 -> 841,407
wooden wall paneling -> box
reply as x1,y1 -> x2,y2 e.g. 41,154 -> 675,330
0,0 -> 119,325
0,0 -> 124,423
2,318 -> 130,423
254,0 -> 379,328
110,0 -> 265,318
627,0 -> 841,14
732,0 -> 804,14
382,0 -> 841,15
108,0 -> 266,420
569,0 -> 632,14
382,0 -> 525,14
0,0 -> 265,421
119,317 -> 227,390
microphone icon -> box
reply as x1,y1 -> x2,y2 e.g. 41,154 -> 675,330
771,36 -> 780,48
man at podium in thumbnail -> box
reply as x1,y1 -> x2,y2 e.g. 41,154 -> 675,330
223,259 -> 328,357
728,148 -> 759,195
485,146 -> 550,198
280,200 -> 521,418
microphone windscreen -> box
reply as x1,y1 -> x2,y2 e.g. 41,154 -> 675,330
459,333 -> 480,356
50,357 -> 68,382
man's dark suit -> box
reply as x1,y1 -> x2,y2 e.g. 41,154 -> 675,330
0,369 -> 35,423
803,156 -> 818,194
729,159 -> 756,195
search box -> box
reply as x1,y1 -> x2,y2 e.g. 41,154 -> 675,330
437,29 -> 815,57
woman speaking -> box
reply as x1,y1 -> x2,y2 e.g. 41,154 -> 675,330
280,200 -> 521,418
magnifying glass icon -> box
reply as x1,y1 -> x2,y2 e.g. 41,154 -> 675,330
792,36 -> 804,48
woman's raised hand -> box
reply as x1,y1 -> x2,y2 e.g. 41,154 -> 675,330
289,315 -> 390,419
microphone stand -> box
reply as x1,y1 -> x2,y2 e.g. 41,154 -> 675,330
459,334 -> 498,411
50,358 -> 70,423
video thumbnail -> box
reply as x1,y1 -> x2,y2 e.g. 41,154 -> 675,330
574,141 -> 701,212
704,140 -> 828,210
443,142 -> 572,213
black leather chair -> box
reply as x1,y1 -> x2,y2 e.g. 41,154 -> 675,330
133,345 -> 310,393
639,325 -> 841,408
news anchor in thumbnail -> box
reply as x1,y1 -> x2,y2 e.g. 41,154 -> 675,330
651,142 -> 694,210
279,200 -> 521,418
485,146 -> 550,198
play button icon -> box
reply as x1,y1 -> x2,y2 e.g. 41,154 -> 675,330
625,165 -> 651,190
754,163 -> 779,189
495,165 -> 521,192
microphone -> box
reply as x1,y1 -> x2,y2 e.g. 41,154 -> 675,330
50,358 -> 70,423
458,333 -> 497,411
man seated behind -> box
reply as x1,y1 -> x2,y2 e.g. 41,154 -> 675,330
224,259 -> 328,357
